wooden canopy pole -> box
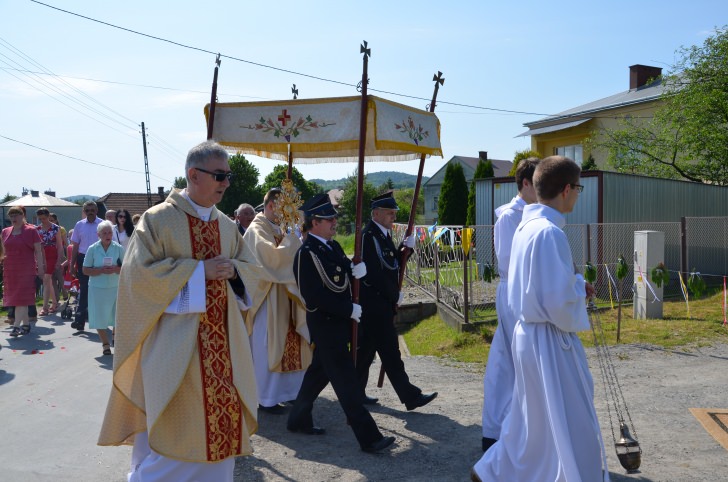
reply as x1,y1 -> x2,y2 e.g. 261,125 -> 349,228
287,84 -> 299,180
378,71 -> 444,388
206,54 -> 221,140
351,40 -> 371,364
398,71 -> 444,287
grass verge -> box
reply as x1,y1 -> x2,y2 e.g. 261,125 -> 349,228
403,290 -> 728,364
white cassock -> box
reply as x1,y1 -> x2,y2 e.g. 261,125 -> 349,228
250,301 -> 307,406
482,196 -> 525,440
473,203 -> 609,482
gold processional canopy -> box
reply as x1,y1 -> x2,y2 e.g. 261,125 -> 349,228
204,95 -> 442,163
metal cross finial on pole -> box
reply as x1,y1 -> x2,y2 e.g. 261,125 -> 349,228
292,84 -> 298,100
351,40 -> 371,364
206,54 -> 222,140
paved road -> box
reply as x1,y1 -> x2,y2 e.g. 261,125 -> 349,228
0,313 -> 130,482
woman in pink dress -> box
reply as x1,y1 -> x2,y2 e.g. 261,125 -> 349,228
1,206 -> 44,337
36,207 -> 64,315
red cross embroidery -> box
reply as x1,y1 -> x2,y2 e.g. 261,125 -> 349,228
278,109 -> 291,126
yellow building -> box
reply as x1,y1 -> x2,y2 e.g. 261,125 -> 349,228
518,65 -> 664,166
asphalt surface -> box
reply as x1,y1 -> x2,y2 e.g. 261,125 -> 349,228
2,311 -> 728,482
0,313 -> 130,482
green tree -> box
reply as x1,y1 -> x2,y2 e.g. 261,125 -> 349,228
1,192 -> 18,203
581,154 -> 597,171
508,149 -> 541,176
338,169 -> 378,232
378,177 -> 395,193
172,176 -> 187,189
259,164 -> 323,202
589,26 -> 728,185
466,159 -> 494,225
437,163 -> 468,225
394,188 -> 424,224
217,153 -> 262,216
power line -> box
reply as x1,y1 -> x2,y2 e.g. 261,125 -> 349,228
0,37 -> 139,128
0,133 -> 172,183
0,66 -> 270,100
28,0 -> 554,117
0,57 -> 140,140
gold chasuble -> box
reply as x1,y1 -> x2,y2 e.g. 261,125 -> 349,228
98,189 -> 263,463
242,214 -> 312,373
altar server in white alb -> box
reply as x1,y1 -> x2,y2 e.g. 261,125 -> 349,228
242,188 -> 312,414
480,157 -> 539,452
471,156 -> 608,482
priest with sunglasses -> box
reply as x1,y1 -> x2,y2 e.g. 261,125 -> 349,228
99,140 -> 264,482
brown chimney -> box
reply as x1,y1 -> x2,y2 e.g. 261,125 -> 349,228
479,151 -> 488,161
629,65 -> 662,90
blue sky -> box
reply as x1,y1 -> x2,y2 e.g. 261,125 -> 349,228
1,0 -> 725,199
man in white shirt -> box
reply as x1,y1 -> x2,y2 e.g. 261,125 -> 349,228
70,201 -> 102,331
480,157 -> 539,452
472,156 -> 608,482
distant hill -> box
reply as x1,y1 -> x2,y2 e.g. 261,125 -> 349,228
311,171 -> 429,191
63,194 -> 99,204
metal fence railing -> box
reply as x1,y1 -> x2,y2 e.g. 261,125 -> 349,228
394,217 -> 728,324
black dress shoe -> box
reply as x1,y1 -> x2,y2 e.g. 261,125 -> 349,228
363,395 -> 379,405
482,436 -> 497,452
258,403 -> 288,415
405,392 -> 438,411
361,435 -> 395,453
287,424 -> 326,435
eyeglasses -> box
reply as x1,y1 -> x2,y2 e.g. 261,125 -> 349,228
84,209 -> 97,213
195,167 -> 234,182
117,215 -> 126,219
570,183 -> 584,193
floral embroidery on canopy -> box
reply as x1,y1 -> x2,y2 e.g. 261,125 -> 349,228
395,116 -> 430,145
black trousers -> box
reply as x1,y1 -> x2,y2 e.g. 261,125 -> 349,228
75,253 -> 89,324
289,342 -> 383,448
357,314 -> 421,405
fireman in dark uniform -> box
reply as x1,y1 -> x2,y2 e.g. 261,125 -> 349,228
287,193 -> 395,454
357,191 -> 438,411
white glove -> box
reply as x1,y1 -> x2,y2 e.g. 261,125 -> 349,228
397,292 -> 404,306
351,262 -> 367,279
351,303 -> 362,323
403,235 -> 415,249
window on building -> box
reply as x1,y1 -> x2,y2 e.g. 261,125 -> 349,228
433,196 -> 439,210
555,144 -> 583,164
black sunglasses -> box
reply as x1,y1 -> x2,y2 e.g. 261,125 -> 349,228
570,183 -> 584,193
195,167 -> 234,182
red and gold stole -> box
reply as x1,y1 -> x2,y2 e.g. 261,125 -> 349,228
188,214 -> 243,462
273,234 -> 303,372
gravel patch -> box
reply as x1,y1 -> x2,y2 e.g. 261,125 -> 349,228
234,341 -> 728,481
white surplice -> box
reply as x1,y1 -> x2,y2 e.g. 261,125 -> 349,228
482,196 -> 525,440
473,203 -> 609,482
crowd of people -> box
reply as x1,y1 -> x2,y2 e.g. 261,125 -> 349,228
1,201 -> 138,355
2,140 -> 607,481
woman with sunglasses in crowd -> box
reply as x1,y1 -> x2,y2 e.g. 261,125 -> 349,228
112,209 -> 134,250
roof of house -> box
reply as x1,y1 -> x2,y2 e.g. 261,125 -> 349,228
424,155 -> 513,186
0,192 -> 78,207
521,78 -> 666,134
96,191 -> 167,216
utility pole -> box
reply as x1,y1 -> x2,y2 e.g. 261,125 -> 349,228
141,122 -> 152,208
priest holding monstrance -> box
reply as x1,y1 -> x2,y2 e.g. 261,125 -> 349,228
98,141 -> 263,481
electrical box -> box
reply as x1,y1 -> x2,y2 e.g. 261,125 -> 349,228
633,231 -> 664,319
